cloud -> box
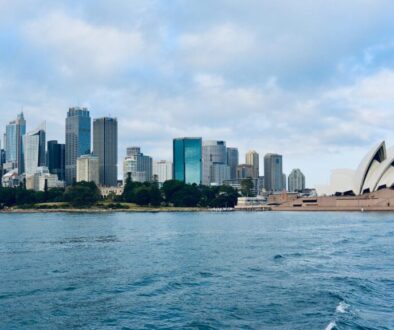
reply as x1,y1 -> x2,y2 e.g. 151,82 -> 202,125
23,11 -> 146,77
179,24 -> 255,69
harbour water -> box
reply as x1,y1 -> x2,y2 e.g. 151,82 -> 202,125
1,212 -> 393,329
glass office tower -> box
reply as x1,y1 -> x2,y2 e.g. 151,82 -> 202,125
47,140 -> 65,181
65,107 -> 91,185
5,113 -> 26,174
173,138 -> 202,185
93,117 -> 118,187
264,153 -> 284,192
24,123 -> 46,176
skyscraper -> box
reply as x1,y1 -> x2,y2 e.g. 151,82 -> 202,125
288,169 -> 305,192
93,117 -> 118,187
23,123 -> 46,176
236,164 -> 254,179
245,150 -> 259,179
264,153 -> 284,192
123,147 -> 152,183
202,140 -> 229,185
76,155 -> 99,185
173,137 -> 202,185
47,140 -> 65,181
65,107 -> 91,185
227,147 -> 239,180
5,113 -> 26,174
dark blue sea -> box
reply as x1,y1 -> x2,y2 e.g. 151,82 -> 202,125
0,212 -> 393,329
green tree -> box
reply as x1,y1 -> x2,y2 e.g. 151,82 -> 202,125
149,186 -> 162,207
64,181 -> 100,207
241,178 -> 254,197
162,180 -> 185,205
134,186 -> 151,206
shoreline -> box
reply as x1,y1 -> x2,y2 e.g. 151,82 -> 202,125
0,207 -> 217,214
2,207 -> 394,213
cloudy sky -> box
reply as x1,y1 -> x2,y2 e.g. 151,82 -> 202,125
1,0 -> 394,186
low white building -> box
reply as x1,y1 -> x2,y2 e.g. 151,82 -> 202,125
26,167 -> 64,191
1,169 -> 20,188
100,186 -> 124,198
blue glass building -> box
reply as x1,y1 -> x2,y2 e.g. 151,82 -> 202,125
65,107 -> 91,185
173,138 -> 202,185
5,113 -> 26,174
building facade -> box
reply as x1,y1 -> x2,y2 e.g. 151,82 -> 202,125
5,113 -> 26,174
26,167 -> 64,191
227,147 -> 239,180
288,168 -> 306,192
76,154 -> 99,185
93,117 -> 118,187
153,160 -> 173,184
173,137 -> 202,185
202,140 -> 229,185
245,150 -> 259,179
123,147 -> 152,183
23,123 -> 46,176
264,153 -> 284,192
236,164 -> 254,179
210,163 -> 231,186
47,140 -> 65,181
65,107 -> 91,185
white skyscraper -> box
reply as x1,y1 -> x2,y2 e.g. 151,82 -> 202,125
76,155 -> 99,185
23,123 -> 46,176
153,160 -> 173,184
288,169 -> 305,192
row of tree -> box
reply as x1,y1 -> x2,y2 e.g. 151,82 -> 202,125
120,176 -> 239,208
0,181 -> 100,208
0,176 -> 251,209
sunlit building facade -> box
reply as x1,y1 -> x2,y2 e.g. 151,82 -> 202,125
173,137 -> 202,185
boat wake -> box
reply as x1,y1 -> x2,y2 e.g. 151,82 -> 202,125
325,320 -> 336,330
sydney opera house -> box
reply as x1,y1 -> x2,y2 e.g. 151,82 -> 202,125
275,141 -> 394,211
316,141 -> 394,196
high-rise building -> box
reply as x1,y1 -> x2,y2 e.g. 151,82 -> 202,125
236,164 -> 254,179
211,163 -> 231,186
0,149 -> 5,166
47,140 -> 65,181
264,153 -> 284,192
227,147 -> 239,180
5,113 -> 26,174
23,123 -> 46,176
202,140 -> 229,185
76,154 -> 99,185
153,160 -> 173,184
123,147 -> 152,183
173,137 -> 202,185
288,169 -> 305,192
245,150 -> 259,179
65,107 -> 91,185
93,117 -> 118,187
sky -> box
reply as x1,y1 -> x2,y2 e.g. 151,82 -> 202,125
1,0 -> 394,186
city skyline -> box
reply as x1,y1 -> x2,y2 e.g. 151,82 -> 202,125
2,1 -> 394,186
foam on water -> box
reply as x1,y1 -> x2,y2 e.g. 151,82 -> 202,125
336,301 -> 349,314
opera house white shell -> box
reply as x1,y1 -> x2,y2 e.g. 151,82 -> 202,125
316,141 -> 394,196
